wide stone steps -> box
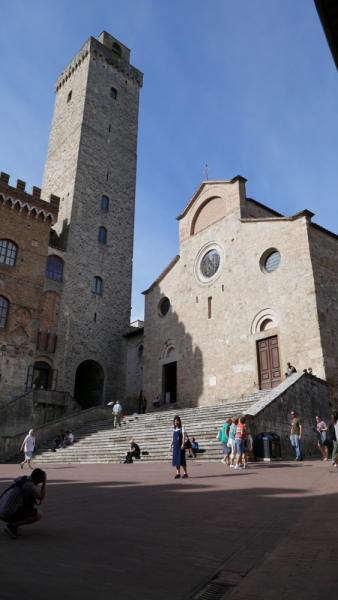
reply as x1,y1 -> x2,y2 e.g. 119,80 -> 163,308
6,391 -> 270,464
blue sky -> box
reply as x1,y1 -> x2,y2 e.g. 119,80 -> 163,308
1,1 -> 337,320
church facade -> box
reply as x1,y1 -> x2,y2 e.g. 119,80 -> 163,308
141,176 -> 338,407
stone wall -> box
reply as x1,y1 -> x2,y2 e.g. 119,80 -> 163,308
124,328 -> 144,413
248,372 -> 331,458
0,389 -> 81,435
0,405 -> 109,462
0,177 -> 59,405
41,34 -> 143,406
308,224 -> 338,406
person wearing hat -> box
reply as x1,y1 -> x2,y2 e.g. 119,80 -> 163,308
124,439 -> 140,463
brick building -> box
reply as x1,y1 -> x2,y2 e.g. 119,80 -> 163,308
0,31 -> 142,410
0,172 -> 59,404
141,176 -> 338,408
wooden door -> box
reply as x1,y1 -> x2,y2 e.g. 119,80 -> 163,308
257,336 -> 281,389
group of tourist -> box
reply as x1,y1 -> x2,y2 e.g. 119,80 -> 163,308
218,416 -> 253,470
290,409 -> 338,465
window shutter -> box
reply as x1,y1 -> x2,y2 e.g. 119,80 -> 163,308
26,365 -> 34,390
51,369 -> 58,391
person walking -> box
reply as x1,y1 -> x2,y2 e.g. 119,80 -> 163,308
141,395 -> 148,414
108,401 -> 123,428
20,429 -> 36,469
314,415 -> 329,461
290,410 -> 303,461
235,416 -> 247,470
220,418 -> 232,466
170,416 -> 188,479
228,416 -> 238,467
329,411 -> 338,467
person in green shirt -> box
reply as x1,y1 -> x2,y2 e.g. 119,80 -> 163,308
290,410 -> 303,461
220,418 -> 232,466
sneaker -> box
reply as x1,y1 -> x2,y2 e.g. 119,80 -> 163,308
243,464 -> 246,469
230,464 -> 235,468
4,524 -> 21,539
334,464 -> 337,468
182,474 -> 188,479
221,459 -> 226,464
174,474 -> 181,479
235,465 -> 240,470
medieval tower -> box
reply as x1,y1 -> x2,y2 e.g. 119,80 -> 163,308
41,32 -> 143,408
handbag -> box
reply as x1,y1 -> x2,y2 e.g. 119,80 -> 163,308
217,431 -> 222,441
185,437 -> 192,450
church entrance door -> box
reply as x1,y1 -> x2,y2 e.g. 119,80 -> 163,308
163,362 -> 177,404
257,336 -> 281,389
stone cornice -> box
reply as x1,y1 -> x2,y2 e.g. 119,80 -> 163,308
240,209 -> 315,224
55,37 -> 143,92
142,255 -> 180,294
176,176 -> 246,221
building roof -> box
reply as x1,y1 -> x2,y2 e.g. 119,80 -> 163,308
142,255 -> 180,295
176,175 -> 247,221
314,0 -> 338,70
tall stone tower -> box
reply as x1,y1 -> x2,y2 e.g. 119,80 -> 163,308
41,32 -> 143,407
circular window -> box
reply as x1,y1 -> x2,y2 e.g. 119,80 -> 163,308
201,250 -> 220,278
159,297 -> 170,317
194,241 -> 224,286
264,251 -> 281,273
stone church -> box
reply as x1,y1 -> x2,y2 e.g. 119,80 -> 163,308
1,27 -> 337,420
138,176 -> 338,408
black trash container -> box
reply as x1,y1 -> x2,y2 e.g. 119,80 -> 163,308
255,432 -> 282,461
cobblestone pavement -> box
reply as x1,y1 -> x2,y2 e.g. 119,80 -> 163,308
0,459 -> 337,600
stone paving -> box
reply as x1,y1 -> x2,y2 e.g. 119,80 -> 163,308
0,458 -> 337,599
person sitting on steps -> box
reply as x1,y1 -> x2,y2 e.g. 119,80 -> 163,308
124,440 -> 140,463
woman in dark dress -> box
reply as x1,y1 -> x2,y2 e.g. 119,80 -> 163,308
170,416 -> 188,479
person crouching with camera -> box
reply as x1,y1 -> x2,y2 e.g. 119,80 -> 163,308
0,468 -> 47,539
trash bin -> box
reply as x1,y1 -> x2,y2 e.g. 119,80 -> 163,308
255,432 -> 282,461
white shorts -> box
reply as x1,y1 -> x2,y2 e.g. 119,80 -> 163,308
228,438 -> 236,459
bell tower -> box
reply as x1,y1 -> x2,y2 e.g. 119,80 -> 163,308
41,32 -> 143,406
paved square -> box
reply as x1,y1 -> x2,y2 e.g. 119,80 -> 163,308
0,459 -> 337,599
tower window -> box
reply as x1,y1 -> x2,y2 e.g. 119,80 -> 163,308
98,227 -> 107,244
208,296 -> 212,319
112,42 -> 121,56
0,296 -> 9,328
92,277 -> 102,295
110,88 -> 117,100
0,240 -> 18,267
101,195 -> 109,211
67,91 -> 72,103
45,256 -> 63,281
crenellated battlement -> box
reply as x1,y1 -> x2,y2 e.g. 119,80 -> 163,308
0,171 -> 59,223
54,34 -> 143,93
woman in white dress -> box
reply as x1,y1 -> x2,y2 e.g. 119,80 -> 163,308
20,429 -> 35,469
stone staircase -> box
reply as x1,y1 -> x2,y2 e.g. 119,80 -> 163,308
6,390 -> 270,465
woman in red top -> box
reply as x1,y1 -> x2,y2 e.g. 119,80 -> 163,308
235,416 -> 247,470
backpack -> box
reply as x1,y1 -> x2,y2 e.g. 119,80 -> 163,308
0,476 -> 40,508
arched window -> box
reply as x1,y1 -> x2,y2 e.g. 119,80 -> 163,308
110,87 -> 117,100
98,227 -> 107,244
0,296 -> 9,328
112,42 -> 121,56
0,240 -> 18,267
92,277 -> 102,294
101,195 -> 109,211
45,256 -> 63,281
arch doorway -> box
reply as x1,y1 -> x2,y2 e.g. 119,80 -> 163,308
74,360 -> 104,409
33,360 -> 52,390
